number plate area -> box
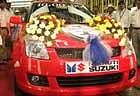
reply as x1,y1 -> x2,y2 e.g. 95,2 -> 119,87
65,60 -> 119,74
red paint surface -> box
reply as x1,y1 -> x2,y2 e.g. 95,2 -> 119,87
135,68 -> 140,88
0,63 -> 15,96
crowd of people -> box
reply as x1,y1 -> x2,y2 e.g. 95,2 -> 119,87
92,0 -> 140,67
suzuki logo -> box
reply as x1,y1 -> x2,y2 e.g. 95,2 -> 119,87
67,64 -> 76,72
78,63 -> 85,71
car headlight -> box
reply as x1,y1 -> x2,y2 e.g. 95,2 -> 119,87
112,46 -> 121,57
25,40 -> 49,59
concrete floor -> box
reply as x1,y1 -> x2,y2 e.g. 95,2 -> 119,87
116,68 -> 140,96
116,87 -> 140,96
0,63 -> 15,96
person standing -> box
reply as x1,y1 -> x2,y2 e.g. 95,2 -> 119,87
115,0 -> 131,31
92,6 -> 100,16
105,4 -> 116,19
0,1 -> 14,62
130,0 -> 140,67
0,2 -> 13,46
6,3 -> 14,15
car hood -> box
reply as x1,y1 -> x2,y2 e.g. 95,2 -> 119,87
55,24 -> 119,48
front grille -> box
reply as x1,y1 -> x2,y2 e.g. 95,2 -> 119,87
55,48 -> 84,59
57,73 -> 123,87
55,46 -> 121,59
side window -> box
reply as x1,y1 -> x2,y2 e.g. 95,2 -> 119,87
68,5 -> 91,20
76,6 -> 93,17
30,5 -> 49,18
48,5 -> 73,23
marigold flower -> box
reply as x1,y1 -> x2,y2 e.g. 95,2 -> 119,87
36,28 -> 42,34
26,14 -> 65,46
119,37 -> 126,46
32,35 -> 38,41
99,24 -> 107,32
51,34 -> 56,39
117,29 -> 124,36
46,41 -> 53,46
114,33 -> 119,39
105,22 -> 112,28
44,30 -> 50,36
94,16 -> 102,21
39,22 -> 46,29
39,36 -> 45,42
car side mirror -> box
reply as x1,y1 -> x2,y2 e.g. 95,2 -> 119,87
10,16 -> 23,24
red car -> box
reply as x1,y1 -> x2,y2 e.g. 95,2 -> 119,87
10,1 -> 137,96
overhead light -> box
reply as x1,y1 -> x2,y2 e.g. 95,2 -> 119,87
54,0 -> 59,2
11,5 -> 30,7
70,0 -> 74,2
11,2 -> 32,5
7,0 -> 32,2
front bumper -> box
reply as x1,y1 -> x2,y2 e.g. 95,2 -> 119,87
14,49 -> 137,96
15,68 -> 137,96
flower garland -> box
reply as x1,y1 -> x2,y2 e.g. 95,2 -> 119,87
26,13 -> 65,46
85,16 -> 127,46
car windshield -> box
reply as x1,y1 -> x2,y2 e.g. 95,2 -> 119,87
29,3 -> 93,24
